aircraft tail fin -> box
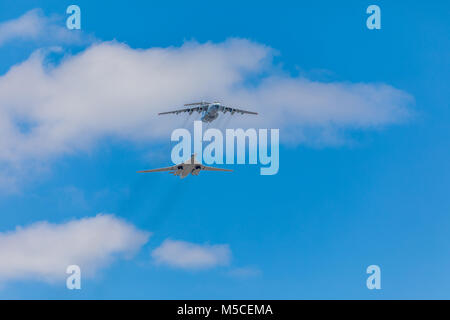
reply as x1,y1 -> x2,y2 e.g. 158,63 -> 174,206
183,153 -> 199,164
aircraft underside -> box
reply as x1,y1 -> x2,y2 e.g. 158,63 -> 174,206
169,165 -> 201,178
201,111 -> 219,123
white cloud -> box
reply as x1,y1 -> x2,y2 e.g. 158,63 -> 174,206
152,239 -> 231,270
0,39 -> 413,160
0,9 -> 86,46
0,214 -> 150,283
227,266 -> 262,278
0,9 -> 42,44
0,37 -> 413,187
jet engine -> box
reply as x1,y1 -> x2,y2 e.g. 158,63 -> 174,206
191,165 -> 201,176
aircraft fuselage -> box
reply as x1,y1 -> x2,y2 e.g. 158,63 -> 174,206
200,104 -> 221,123
171,163 -> 202,178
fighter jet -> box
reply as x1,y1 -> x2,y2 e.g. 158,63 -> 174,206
137,154 -> 232,179
158,101 -> 257,123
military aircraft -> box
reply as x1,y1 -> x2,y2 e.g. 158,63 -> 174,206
158,101 -> 257,123
137,154 -> 232,179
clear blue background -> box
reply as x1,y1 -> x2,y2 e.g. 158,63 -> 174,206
0,0 -> 448,299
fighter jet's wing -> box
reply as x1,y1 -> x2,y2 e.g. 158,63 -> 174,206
201,165 -> 233,172
158,106 -> 206,115
222,106 -> 258,115
137,165 -> 177,173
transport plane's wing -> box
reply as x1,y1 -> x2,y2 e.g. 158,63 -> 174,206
221,106 -> 258,115
158,102 -> 210,115
158,106 -> 204,115
137,166 -> 177,173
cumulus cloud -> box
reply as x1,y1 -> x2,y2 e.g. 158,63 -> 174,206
0,9 -> 85,46
0,37 -> 413,188
0,39 -> 413,160
0,214 -> 150,283
227,266 -> 262,278
152,239 -> 231,270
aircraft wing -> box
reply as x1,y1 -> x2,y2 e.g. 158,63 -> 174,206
184,101 -> 211,106
201,165 -> 233,172
137,166 -> 177,173
158,106 -> 206,115
223,106 -> 258,115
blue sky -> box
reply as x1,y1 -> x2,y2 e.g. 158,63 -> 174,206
0,0 -> 448,299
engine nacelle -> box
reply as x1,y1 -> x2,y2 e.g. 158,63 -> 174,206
173,170 -> 182,176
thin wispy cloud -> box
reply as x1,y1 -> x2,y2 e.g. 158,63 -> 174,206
0,9 -> 87,46
0,214 -> 150,283
227,266 -> 262,278
152,239 -> 231,270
